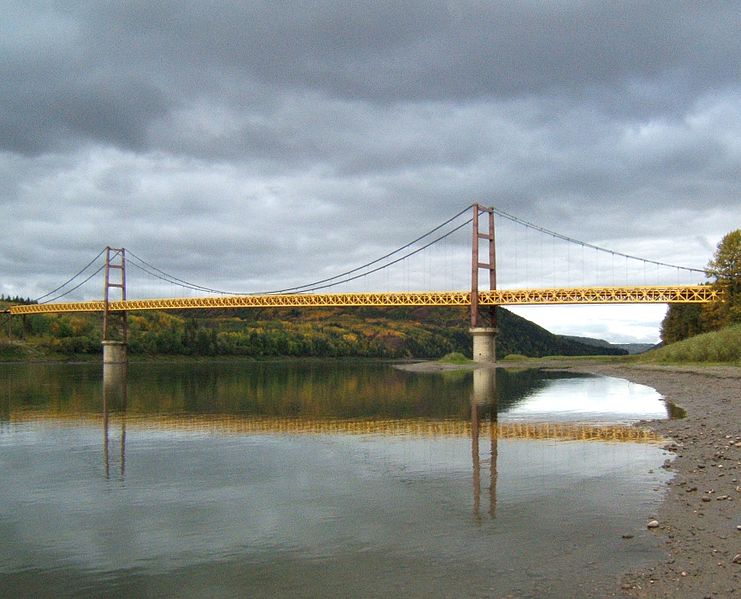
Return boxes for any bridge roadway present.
[9,412,662,443]
[7,284,719,315]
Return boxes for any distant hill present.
[203,305,628,359]
[495,310,628,358]
[563,335,654,355]
[615,343,656,354]
[2,301,627,359]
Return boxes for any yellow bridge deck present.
[8,285,717,315]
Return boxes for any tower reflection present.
[103,363,127,480]
[471,367,497,521]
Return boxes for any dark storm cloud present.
[89,1,739,101]
[0,75,168,154]
[4,1,740,155]
[1,2,169,154]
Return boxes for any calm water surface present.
[0,361,673,598]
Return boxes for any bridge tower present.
[102,247,128,365]
[470,204,497,362]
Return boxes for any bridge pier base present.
[470,327,497,363]
[102,340,128,365]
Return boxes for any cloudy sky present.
[2,1,739,343]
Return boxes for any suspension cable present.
[33,248,107,302]
[489,206,707,274]
[126,259,219,294]
[40,264,106,304]
[29,204,714,305]
[263,205,473,294]
[126,204,474,296]
[288,218,472,293]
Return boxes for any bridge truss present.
[7,284,718,315]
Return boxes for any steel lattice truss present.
[7,285,719,315]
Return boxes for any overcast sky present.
[2,1,739,343]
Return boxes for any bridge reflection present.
[0,363,665,519]
[471,368,497,520]
[103,363,127,480]
[97,415,663,441]
[95,365,662,522]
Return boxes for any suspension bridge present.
[3,204,719,362]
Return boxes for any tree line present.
[1,308,470,359]
[1,304,622,360]
[661,229,740,344]
[0,294,34,305]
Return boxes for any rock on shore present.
[577,364,740,599]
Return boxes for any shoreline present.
[576,363,740,598]
[4,355,739,595]
[402,358,740,598]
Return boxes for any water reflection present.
[5,361,668,530]
[0,361,674,599]
[103,363,127,480]
[96,365,661,523]
[0,361,670,423]
[471,368,497,521]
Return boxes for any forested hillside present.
[1,303,625,360]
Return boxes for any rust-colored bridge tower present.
[102,247,128,364]
[470,204,497,362]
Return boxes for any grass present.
[639,324,741,365]
[501,353,529,361]
[437,352,473,364]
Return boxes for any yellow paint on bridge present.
[7,285,719,315]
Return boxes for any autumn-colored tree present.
[703,229,741,330]
[661,229,741,344]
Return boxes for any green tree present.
[704,229,741,329]
[661,229,741,344]
[660,303,705,345]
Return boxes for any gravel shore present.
[576,363,740,599]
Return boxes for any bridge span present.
[6,284,718,315]
[3,204,719,363]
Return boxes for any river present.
[0,360,673,598]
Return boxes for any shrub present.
[438,352,471,364]
[502,354,529,361]
[643,324,740,364]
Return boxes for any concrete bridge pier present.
[470,327,497,363]
[102,340,128,365]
